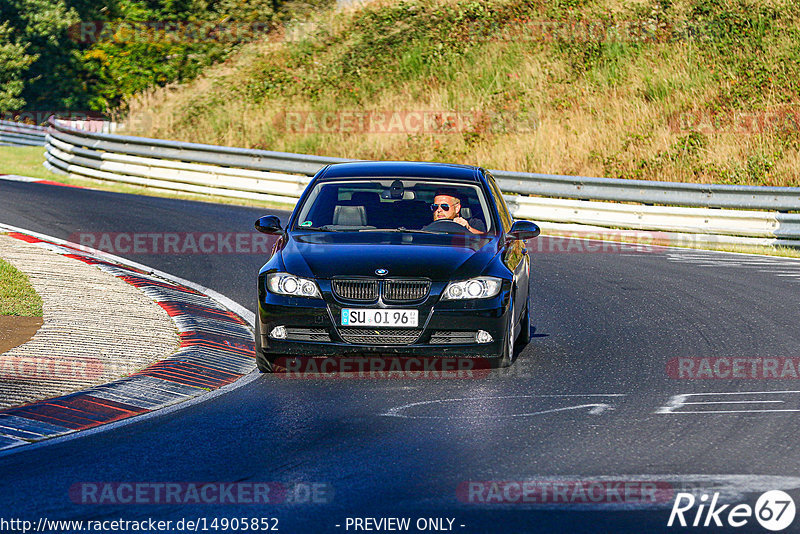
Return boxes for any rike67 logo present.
[668,490,796,531]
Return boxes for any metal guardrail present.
[508,196,800,240]
[14,117,800,243]
[44,118,800,211]
[0,120,46,147]
[48,118,349,174]
[493,171,800,212]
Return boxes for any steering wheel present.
[422,219,472,234]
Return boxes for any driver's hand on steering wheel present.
[453,216,470,229]
[453,216,485,235]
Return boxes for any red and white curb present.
[0,224,256,451]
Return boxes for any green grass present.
[0,146,58,181]
[0,257,43,316]
[0,146,294,211]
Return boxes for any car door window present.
[486,172,512,233]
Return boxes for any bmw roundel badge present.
[375,268,389,276]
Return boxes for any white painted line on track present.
[383,394,625,419]
[664,249,800,262]
[663,410,800,414]
[682,400,784,405]
[386,404,616,419]
[656,391,800,414]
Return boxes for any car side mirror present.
[507,220,540,240]
[255,215,283,235]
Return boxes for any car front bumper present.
[257,290,511,360]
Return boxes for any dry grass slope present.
[126,0,800,187]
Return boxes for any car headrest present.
[460,206,472,219]
[333,205,367,226]
[351,192,380,205]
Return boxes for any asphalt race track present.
[2,179,800,533]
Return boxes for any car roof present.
[315,161,483,183]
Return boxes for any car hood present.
[282,232,498,281]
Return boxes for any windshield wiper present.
[297,226,338,232]
[357,228,439,234]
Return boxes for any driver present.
[430,190,486,235]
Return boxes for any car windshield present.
[292,179,495,234]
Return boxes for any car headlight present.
[441,277,502,300]
[266,273,321,298]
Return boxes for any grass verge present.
[0,257,43,316]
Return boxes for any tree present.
[0,22,36,111]
[0,0,83,111]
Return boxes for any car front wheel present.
[495,299,515,368]
[516,293,531,346]
[254,314,275,373]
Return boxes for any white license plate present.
[341,309,418,327]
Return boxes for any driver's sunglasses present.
[430,203,456,212]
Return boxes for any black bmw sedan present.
[254,161,540,372]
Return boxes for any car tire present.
[495,298,515,368]
[516,293,531,346]
[254,314,275,373]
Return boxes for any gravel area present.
[0,235,180,409]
